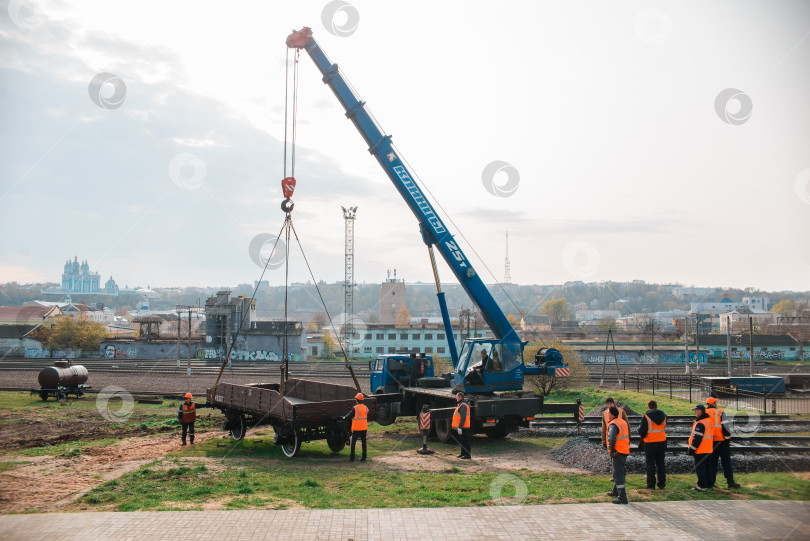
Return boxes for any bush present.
[524,340,588,395]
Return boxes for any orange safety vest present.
[351,404,368,432]
[642,413,667,443]
[181,402,196,423]
[452,402,471,429]
[608,417,630,455]
[709,407,726,442]
[688,418,714,454]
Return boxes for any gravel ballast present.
[549,436,810,474]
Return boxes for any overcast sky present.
[1,0,808,293]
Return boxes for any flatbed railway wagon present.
[207,378,389,458]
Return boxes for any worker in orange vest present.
[601,397,629,449]
[687,404,714,491]
[452,392,471,459]
[638,399,667,489]
[605,406,630,504]
[345,393,369,462]
[177,392,197,446]
[706,396,741,489]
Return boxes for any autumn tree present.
[539,298,572,324]
[308,312,328,331]
[506,314,520,327]
[46,317,107,352]
[321,332,339,359]
[596,317,617,332]
[396,305,412,327]
[772,300,797,318]
[524,340,588,395]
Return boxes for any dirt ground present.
[0,431,220,513]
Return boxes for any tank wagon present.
[34,360,90,400]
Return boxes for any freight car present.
[207,378,395,458]
[34,360,90,401]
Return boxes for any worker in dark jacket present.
[344,393,369,462]
[706,396,741,489]
[638,399,667,489]
[452,392,471,459]
[606,406,630,504]
[687,404,714,491]
[178,392,196,446]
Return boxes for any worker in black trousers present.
[452,392,471,459]
[638,399,667,489]
[178,392,196,446]
[706,396,741,489]
[344,393,369,462]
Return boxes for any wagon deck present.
[207,378,381,458]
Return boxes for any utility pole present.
[176,307,181,369]
[684,315,690,375]
[176,305,202,381]
[695,313,700,371]
[187,307,192,379]
[726,316,731,377]
[342,206,357,356]
[749,316,754,377]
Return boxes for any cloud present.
[0,13,382,286]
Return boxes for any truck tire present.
[326,433,346,453]
[374,388,398,426]
[484,424,509,439]
[434,418,453,443]
[418,377,449,388]
[228,414,246,440]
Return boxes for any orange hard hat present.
[184,393,192,399]
[355,393,364,401]
[706,396,717,405]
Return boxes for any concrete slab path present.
[1,500,808,540]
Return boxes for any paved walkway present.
[1,501,808,540]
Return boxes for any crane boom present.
[287,27,519,345]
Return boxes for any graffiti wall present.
[195,347,301,362]
[103,344,139,359]
[579,349,708,364]
[718,349,788,360]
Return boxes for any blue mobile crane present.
[288,28,576,440]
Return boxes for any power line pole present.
[684,315,690,375]
[342,206,357,356]
[695,313,701,371]
[726,316,732,377]
[749,316,754,377]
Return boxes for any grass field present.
[2,389,809,514]
[545,386,713,416]
[76,450,810,512]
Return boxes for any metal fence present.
[623,374,810,415]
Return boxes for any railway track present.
[585,435,810,454]
[0,358,368,378]
[531,417,810,428]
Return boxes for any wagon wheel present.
[434,418,453,443]
[326,433,346,453]
[39,391,49,402]
[228,413,246,440]
[281,430,301,458]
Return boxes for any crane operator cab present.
[455,339,524,393]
